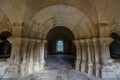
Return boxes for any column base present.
[40,59,46,70]
[81,63,86,72]
[94,64,101,77]
[101,65,116,79]
[87,63,93,76]
[75,60,80,71]
[20,63,26,77]
[27,62,33,74]
[34,61,40,72]
[3,64,20,80]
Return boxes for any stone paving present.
[22,54,103,80]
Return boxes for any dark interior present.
[109,33,120,59]
[46,26,76,56]
[0,31,12,58]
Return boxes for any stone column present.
[86,39,93,75]
[40,40,47,70]
[28,39,35,74]
[92,38,100,77]
[73,40,81,70]
[80,39,87,72]
[100,38,116,79]
[5,37,21,79]
[20,38,29,77]
[33,40,41,72]
[21,38,29,64]
[100,38,112,65]
[7,37,21,64]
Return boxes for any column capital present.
[80,39,87,48]
[73,40,80,48]
[36,39,41,43]
[85,39,92,46]
[8,37,22,44]
[21,38,29,43]
[99,38,113,46]
[92,38,99,46]
[80,39,86,45]
[29,38,36,42]
[92,38,99,42]
[73,40,80,46]
[41,40,47,46]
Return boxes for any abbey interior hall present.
[0,0,120,80]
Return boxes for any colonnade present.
[6,37,113,78]
[7,37,47,77]
[73,38,112,77]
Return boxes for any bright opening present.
[56,40,64,52]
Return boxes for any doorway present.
[45,26,76,69]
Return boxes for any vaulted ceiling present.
[0,0,120,39]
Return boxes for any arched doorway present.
[46,26,76,69]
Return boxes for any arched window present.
[56,40,64,52]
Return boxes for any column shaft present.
[73,40,81,70]
[80,39,87,72]
[86,39,93,75]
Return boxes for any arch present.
[23,4,97,39]
[46,26,75,55]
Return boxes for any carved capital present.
[41,40,47,46]
[100,38,113,47]
[36,39,41,43]
[85,39,92,46]
[92,38,99,46]
[73,40,80,48]
[80,39,86,47]
[21,38,29,45]
[8,37,22,43]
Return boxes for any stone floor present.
[22,54,103,80]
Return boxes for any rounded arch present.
[46,26,76,55]
[46,26,75,40]
[24,4,97,39]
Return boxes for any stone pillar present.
[5,37,21,79]
[73,40,81,70]
[33,40,41,72]
[21,38,29,64]
[86,39,93,75]
[28,39,35,74]
[20,38,29,77]
[7,37,22,64]
[100,38,112,65]
[80,39,87,72]
[92,38,100,77]
[100,38,116,79]
[40,40,47,70]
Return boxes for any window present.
[56,40,64,52]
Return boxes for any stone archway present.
[45,26,76,69]
[21,4,99,76]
